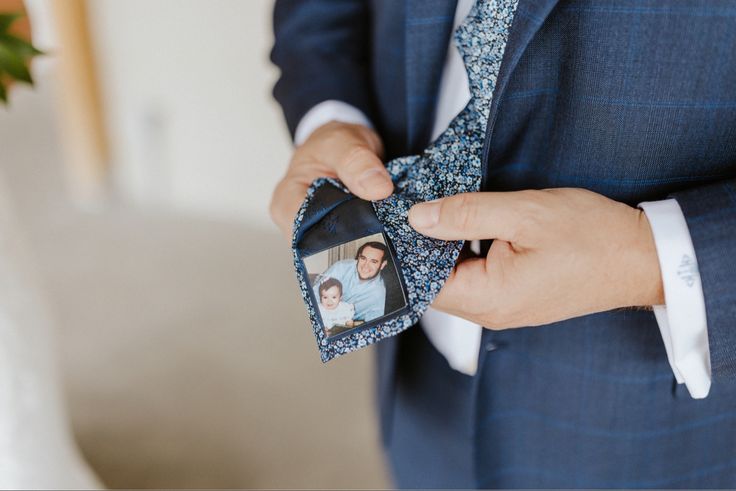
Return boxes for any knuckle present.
[342,145,375,172]
[343,144,365,165]
[361,128,384,156]
[445,193,476,231]
[289,149,326,176]
[309,127,350,160]
[513,216,536,243]
[517,191,544,218]
[451,264,486,315]
[513,190,549,241]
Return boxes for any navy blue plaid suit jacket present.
[272,0,736,487]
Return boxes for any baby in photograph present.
[317,277,355,333]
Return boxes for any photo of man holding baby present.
[304,234,406,336]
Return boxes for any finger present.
[269,176,309,239]
[437,240,517,309]
[408,192,530,241]
[432,257,490,318]
[334,145,394,201]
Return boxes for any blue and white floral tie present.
[293,0,520,361]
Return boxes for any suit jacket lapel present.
[482,0,560,186]
[405,0,458,153]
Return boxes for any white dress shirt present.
[293,0,711,398]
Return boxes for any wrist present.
[627,209,666,306]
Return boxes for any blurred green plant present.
[0,12,42,104]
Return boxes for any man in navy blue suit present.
[270,0,736,487]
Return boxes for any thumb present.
[326,124,393,201]
[408,192,522,241]
[335,145,394,201]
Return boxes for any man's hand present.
[408,188,665,329]
[270,121,393,238]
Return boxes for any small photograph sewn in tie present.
[293,180,418,361]
[302,233,408,339]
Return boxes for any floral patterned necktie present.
[293,0,520,361]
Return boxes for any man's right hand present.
[269,121,394,238]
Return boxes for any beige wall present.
[86,0,291,229]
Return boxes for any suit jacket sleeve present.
[670,178,736,381]
[270,0,374,139]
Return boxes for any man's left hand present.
[408,188,665,330]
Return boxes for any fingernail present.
[409,200,441,229]
[359,168,391,192]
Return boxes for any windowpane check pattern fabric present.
[293,0,520,361]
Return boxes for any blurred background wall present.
[0,0,389,488]
[86,0,291,224]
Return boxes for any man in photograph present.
[315,241,388,323]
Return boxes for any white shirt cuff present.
[294,100,373,146]
[421,306,482,375]
[639,198,711,399]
